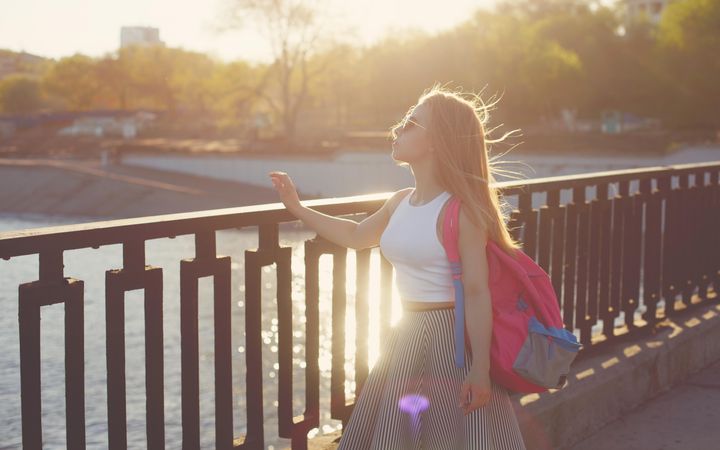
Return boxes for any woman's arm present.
[457,206,492,414]
[268,171,410,250]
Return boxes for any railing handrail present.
[3,160,719,260]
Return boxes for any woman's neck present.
[411,180,445,205]
[409,158,445,204]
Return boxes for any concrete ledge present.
[308,431,343,450]
[306,299,720,450]
[516,299,720,450]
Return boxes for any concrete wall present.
[122,151,416,198]
[121,146,720,200]
[517,299,720,449]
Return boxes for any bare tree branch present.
[220,0,333,145]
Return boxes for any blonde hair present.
[390,83,529,257]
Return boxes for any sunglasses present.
[398,115,427,133]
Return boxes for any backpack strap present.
[441,196,466,368]
[441,196,561,369]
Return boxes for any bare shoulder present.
[458,205,488,245]
[385,187,413,218]
[353,187,414,250]
[457,205,490,294]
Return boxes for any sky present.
[0,0,498,63]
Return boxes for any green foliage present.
[43,54,99,109]
[0,75,43,114]
[657,0,720,127]
[34,46,266,131]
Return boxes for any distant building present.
[624,0,671,24]
[0,50,47,80]
[57,111,157,138]
[120,26,164,49]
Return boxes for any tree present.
[108,46,215,114]
[205,60,274,132]
[518,1,623,115]
[43,54,99,109]
[658,0,720,128]
[306,43,363,129]
[0,75,43,114]
[94,53,132,109]
[613,15,667,117]
[222,0,338,146]
[120,45,181,112]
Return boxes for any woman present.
[268,85,527,449]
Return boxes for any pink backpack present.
[441,196,581,393]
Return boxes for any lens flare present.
[398,394,429,440]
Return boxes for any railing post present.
[19,248,86,450]
[106,239,165,450]
[180,230,233,450]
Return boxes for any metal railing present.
[1,161,718,449]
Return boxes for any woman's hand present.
[458,364,492,416]
[268,171,301,213]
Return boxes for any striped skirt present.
[336,307,527,450]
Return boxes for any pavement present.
[565,357,720,450]
[310,357,720,450]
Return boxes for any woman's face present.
[391,102,434,164]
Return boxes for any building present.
[0,50,47,80]
[624,0,671,24]
[120,26,163,49]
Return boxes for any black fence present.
[1,161,718,449]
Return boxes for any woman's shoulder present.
[386,187,413,216]
[395,187,414,199]
[457,202,489,240]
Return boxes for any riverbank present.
[0,158,303,221]
[2,129,718,159]
[1,144,718,223]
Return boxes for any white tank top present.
[379,189,454,302]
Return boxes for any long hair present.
[390,84,529,257]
